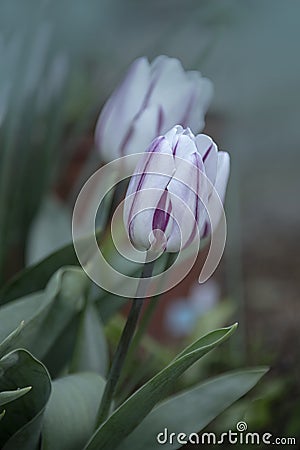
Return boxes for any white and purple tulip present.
[123,126,230,253]
[95,56,213,162]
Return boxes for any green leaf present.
[119,368,268,450]
[0,242,79,305]
[70,303,108,377]
[42,314,81,378]
[0,267,87,360]
[85,324,237,450]
[0,410,5,421]
[0,267,88,375]
[174,326,237,360]
[0,227,105,306]
[0,293,44,350]
[41,372,106,450]
[0,321,25,358]
[0,349,51,450]
[0,387,32,407]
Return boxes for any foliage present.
[0,245,266,448]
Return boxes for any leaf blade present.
[0,387,32,407]
[119,368,268,450]
[41,372,106,450]
[85,324,237,450]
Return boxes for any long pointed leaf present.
[119,368,268,450]
[0,387,32,407]
[85,324,237,450]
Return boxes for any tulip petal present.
[164,125,184,148]
[149,57,194,132]
[128,187,172,251]
[166,150,207,251]
[214,151,230,204]
[164,126,197,162]
[195,134,218,186]
[183,71,213,132]
[124,137,175,250]
[122,105,161,157]
[95,57,150,161]
[128,200,157,250]
[95,56,213,163]
[172,132,197,161]
[124,136,174,201]
[152,189,171,232]
[123,121,228,253]
[200,151,230,238]
[149,57,213,135]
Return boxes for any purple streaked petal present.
[152,189,172,232]
[127,188,172,251]
[164,125,183,147]
[156,106,164,134]
[184,151,209,247]
[126,136,174,197]
[200,151,230,239]
[166,151,208,250]
[195,134,218,185]
[95,57,150,161]
[149,58,196,132]
[213,151,230,204]
[172,133,197,163]
[124,138,175,243]
[121,104,160,157]
[124,136,167,201]
[202,144,213,162]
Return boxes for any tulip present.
[123,126,230,253]
[95,56,213,162]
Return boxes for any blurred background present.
[0,0,299,444]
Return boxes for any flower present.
[95,56,213,162]
[123,125,230,253]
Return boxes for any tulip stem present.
[95,255,155,427]
[135,254,176,343]
[120,252,176,374]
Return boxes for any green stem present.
[122,252,176,366]
[95,256,155,427]
[128,298,157,356]
[115,252,177,399]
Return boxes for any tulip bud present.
[123,126,230,253]
[95,56,213,162]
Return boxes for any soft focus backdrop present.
[1,0,299,442]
